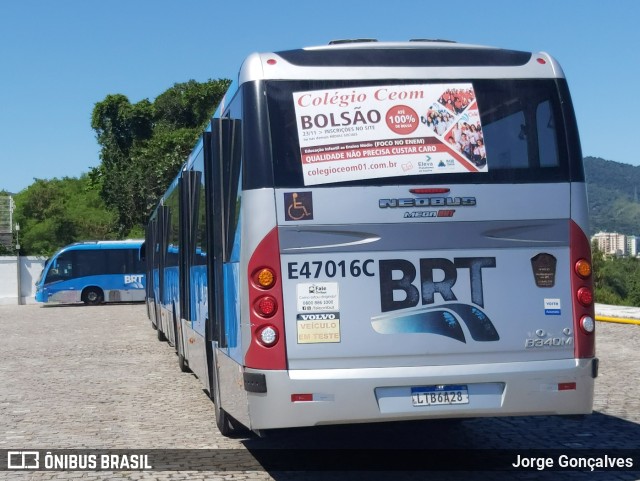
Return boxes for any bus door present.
[203,117,245,428]
[205,119,243,351]
[179,167,208,376]
[150,216,163,328]
[157,206,170,339]
[144,219,156,324]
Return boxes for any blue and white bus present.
[35,240,145,305]
[146,40,597,436]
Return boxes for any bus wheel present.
[213,379,234,436]
[212,352,238,436]
[178,353,191,373]
[82,287,104,305]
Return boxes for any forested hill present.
[584,156,640,236]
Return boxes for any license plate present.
[411,385,469,407]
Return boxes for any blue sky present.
[0,0,638,193]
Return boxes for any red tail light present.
[291,393,314,402]
[558,382,576,391]
[245,228,287,369]
[576,287,593,306]
[255,296,277,317]
[570,221,595,358]
[409,188,450,194]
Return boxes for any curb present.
[596,315,640,326]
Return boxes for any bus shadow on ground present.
[40,301,144,308]
[240,412,640,480]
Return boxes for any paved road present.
[0,303,639,480]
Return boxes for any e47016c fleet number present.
[287,259,375,279]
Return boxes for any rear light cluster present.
[570,221,596,358]
[252,269,279,345]
[245,228,287,370]
[574,258,594,333]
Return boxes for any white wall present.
[0,256,46,305]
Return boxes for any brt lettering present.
[379,257,496,312]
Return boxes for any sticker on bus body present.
[296,282,339,312]
[544,298,561,315]
[296,312,341,344]
[284,191,314,221]
[292,83,488,186]
[531,253,557,288]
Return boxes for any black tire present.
[157,327,167,342]
[178,353,190,373]
[212,350,237,436]
[82,287,103,306]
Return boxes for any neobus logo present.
[379,196,476,208]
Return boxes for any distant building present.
[592,231,627,256]
[0,196,14,250]
[627,236,640,257]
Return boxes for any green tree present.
[592,241,640,307]
[90,95,154,234]
[13,176,116,256]
[91,79,230,235]
[154,79,230,130]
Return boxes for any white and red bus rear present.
[147,40,596,436]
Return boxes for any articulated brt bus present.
[35,240,145,305]
[146,40,597,436]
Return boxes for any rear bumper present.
[245,358,595,430]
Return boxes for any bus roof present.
[239,40,564,84]
[52,240,144,255]
[148,39,569,222]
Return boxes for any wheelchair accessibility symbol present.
[284,192,313,221]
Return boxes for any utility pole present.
[15,223,21,305]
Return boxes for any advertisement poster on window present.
[293,83,488,186]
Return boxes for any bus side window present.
[76,250,106,277]
[483,108,528,169]
[47,254,74,282]
[45,259,61,283]
[219,89,243,264]
[536,100,559,167]
[226,119,242,263]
